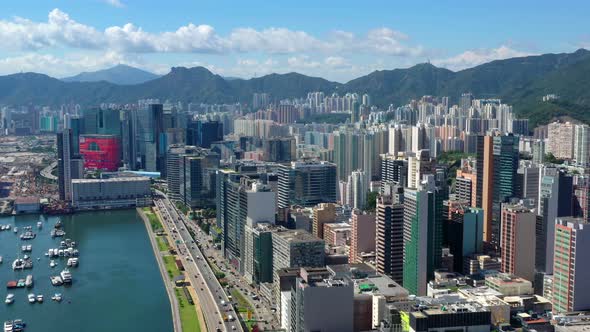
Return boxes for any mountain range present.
[61,64,160,85]
[2,49,590,126]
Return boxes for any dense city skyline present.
[2,2,590,332]
[0,1,588,81]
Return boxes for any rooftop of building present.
[485,273,532,286]
[272,229,322,243]
[14,196,40,204]
[502,203,534,213]
[80,133,120,138]
[355,275,409,298]
[327,263,377,278]
[72,176,150,184]
[458,286,504,298]
[556,217,589,228]
[323,222,351,230]
[410,301,490,318]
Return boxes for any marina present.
[0,210,172,332]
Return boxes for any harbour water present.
[0,209,172,332]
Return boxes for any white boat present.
[12,259,24,270]
[50,276,63,286]
[37,221,42,229]
[67,258,79,267]
[0,256,3,264]
[51,293,62,302]
[25,275,33,288]
[50,260,57,268]
[12,227,17,233]
[4,321,13,332]
[36,295,43,303]
[27,294,35,303]
[60,269,72,284]
[4,294,14,304]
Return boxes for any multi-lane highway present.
[183,221,278,330]
[154,197,243,332]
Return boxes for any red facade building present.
[79,135,120,171]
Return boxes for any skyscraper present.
[57,129,84,201]
[277,161,337,209]
[179,151,220,209]
[536,167,574,275]
[186,120,223,148]
[349,170,367,210]
[500,203,536,282]
[217,173,276,273]
[376,196,404,284]
[490,134,520,245]
[573,124,590,167]
[349,210,376,264]
[403,175,438,295]
[444,204,484,273]
[552,217,590,313]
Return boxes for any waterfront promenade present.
[138,208,182,332]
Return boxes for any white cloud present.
[104,0,125,8]
[287,55,321,69]
[324,56,349,68]
[0,9,422,57]
[434,45,532,70]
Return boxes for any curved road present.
[40,161,58,181]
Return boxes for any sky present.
[0,0,587,82]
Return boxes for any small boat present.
[4,321,13,332]
[51,229,66,238]
[13,319,26,331]
[5,294,14,304]
[13,227,17,233]
[50,260,57,268]
[16,280,25,288]
[19,232,36,240]
[12,259,24,270]
[67,258,79,267]
[25,275,33,288]
[27,294,35,303]
[54,220,62,229]
[37,221,42,229]
[60,269,72,284]
[51,293,62,302]
[0,256,3,264]
[50,276,63,286]
[36,295,43,303]
[6,281,17,289]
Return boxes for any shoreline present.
[137,207,182,332]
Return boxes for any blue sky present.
[0,0,587,81]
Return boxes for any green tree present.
[365,192,378,212]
